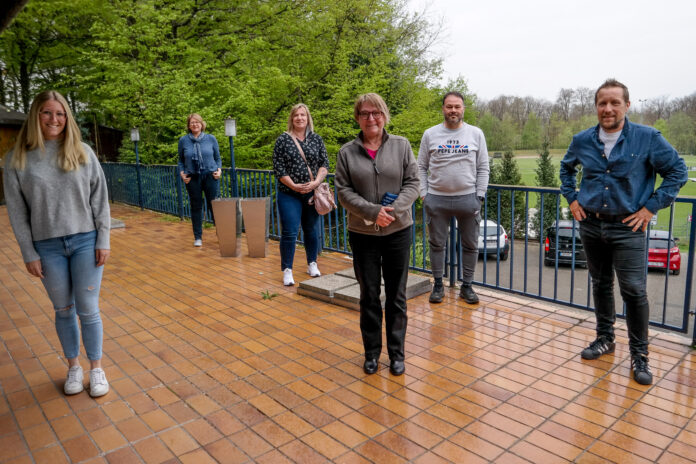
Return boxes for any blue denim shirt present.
[177,132,222,175]
[560,118,687,215]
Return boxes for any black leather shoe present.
[429,282,444,303]
[363,358,378,374]
[459,284,479,304]
[389,359,405,376]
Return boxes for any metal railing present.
[101,163,696,343]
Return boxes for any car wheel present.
[672,268,680,276]
[500,251,508,261]
[544,259,553,267]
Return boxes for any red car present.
[647,230,681,275]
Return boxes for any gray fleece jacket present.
[335,130,419,235]
[3,141,110,263]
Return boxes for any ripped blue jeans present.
[33,231,104,360]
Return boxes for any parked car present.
[544,220,586,267]
[648,230,681,275]
[479,220,509,260]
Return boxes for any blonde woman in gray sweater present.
[3,90,111,397]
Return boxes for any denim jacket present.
[177,132,221,175]
[560,118,687,215]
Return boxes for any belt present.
[587,211,631,223]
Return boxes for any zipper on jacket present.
[373,160,380,231]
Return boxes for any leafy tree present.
[487,149,526,238]
[0,0,99,111]
[1,0,445,168]
[521,112,541,149]
[531,138,561,236]
[666,112,696,155]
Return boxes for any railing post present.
[684,202,696,346]
[135,141,143,210]
[448,217,457,288]
[176,168,184,220]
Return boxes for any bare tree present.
[642,96,671,125]
[555,88,575,121]
[573,87,594,118]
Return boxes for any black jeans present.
[185,172,219,239]
[579,216,649,356]
[349,227,411,362]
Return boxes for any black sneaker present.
[631,355,653,385]
[429,282,444,303]
[459,284,479,304]
[580,337,615,360]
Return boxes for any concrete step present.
[298,268,431,310]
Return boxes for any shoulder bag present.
[287,133,336,215]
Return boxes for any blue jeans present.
[185,172,219,240]
[34,231,104,361]
[277,190,321,270]
[579,216,649,356]
[349,227,411,361]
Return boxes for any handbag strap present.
[286,132,314,182]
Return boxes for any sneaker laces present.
[588,337,611,351]
[91,368,107,386]
[632,355,651,373]
[67,366,82,382]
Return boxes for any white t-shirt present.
[599,127,621,159]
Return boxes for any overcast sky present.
[408,0,696,104]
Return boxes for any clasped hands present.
[292,180,319,195]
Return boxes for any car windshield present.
[649,238,676,249]
[553,227,580,238]
[480,225,501,236]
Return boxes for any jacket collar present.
[356,129,389,148]
[593,116,632,141]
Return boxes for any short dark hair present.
[442,91,465,106]
[594,79,630,105]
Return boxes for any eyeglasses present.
[358,111,383,120]
[40,111,67,120]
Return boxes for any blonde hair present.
[353,93,390,126]
[10,90,87,171]
[187,113,207,132]
[286,103,314,133]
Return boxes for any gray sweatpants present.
[424,193,480,283]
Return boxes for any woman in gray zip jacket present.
[335,93,419,377]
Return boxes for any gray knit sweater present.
[3,141,110,263]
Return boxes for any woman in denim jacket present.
[178,113,222,247]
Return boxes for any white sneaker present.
[89,368,109,397]
[283,268,295,286]
[307,262,321,277]
[193,239,202,247]
[64,365,84,395]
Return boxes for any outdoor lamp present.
[224,118,237,137]
[225,117,238,196]
[131,127,143,209]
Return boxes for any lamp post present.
[131,128,143,210]
[225,117,237,197]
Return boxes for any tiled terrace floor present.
[1,203,695,464]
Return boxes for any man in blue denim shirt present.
[560,79,687,385]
